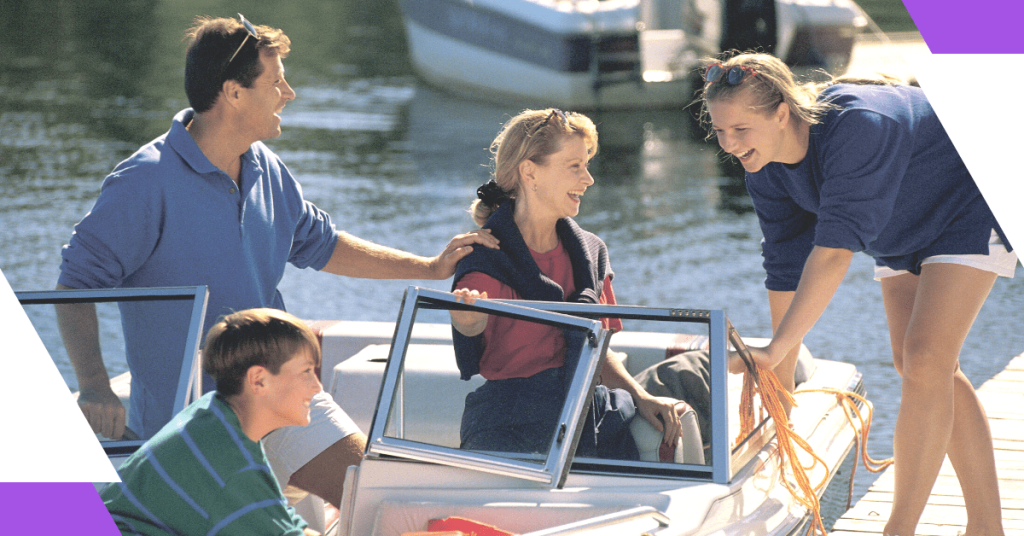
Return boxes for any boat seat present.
[330,343,484,446]
[629,405,705,465]
[332,343,708,467]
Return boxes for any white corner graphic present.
[0,270,120,482]
[904,52,1024,256]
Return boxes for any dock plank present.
[841,499,1024,522]
[848,491,1024,511]
[831,351,1024,535]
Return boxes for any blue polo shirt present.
[59,109,339,438]
[746,83,1008,291]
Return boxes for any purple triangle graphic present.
[0,483,118,535]
[901,0,1024,53]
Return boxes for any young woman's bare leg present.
[880,264,1002,536]
[948,367,1003,535]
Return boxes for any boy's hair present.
[202,308,321,397]
[183,16,292,113]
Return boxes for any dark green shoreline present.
[857,0,919,34]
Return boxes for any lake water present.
[1,0,1020,504]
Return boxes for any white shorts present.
[262,390,362,487]
[874,230,1018,280]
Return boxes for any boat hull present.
[399,0,704,110]
[397,0,864,110]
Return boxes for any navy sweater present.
[451,200,612,380]
[747,83,1009,290]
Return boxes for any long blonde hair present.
[698,52,903,135]
[471,109,598,227]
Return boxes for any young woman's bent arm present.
[750,245,853,370]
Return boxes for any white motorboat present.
[317,287,868,535]
[19,286,870,535]
[397,0,867,109]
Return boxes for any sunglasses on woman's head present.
[531,109,570,135]
[226,13,260,68]
[704,64,757,86]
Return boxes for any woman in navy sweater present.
[702,53,1013,536]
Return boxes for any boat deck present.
[832,352,1024,536]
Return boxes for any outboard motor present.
[721,0,777,53]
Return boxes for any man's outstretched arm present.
[320,230,499,280]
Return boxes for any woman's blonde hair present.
[698,52,903,135]
[471,109,598,227]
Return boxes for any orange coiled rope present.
[736,366,829,536]
[736,365,894,536]
[800,387,894,510]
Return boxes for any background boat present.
[397,0,867,109]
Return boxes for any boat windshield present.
[17,286,209,457]
[367,287,609,488]
[366,287,751,487]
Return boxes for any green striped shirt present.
[101,392,308,535]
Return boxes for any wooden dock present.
[831,353,1024,536]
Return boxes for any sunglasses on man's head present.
[704,64,757,86]
[226,13,259,68]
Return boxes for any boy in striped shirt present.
[101,309,324,535]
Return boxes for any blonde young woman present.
[702,53,1013,536]
[449,109,685,459]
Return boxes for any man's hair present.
[183,16,291,113]
[202,308,320,397]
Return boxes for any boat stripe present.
[400,0,593,72]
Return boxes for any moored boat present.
[397,0,867,110]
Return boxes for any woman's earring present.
[532,184,538,192]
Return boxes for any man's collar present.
[168,108,262,183]
[168,109,222,175]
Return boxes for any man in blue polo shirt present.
[56,14,497,510]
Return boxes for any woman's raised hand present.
[450,288,490,336]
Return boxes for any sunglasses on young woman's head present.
[226,13,259,67]
[704,64,757,86]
